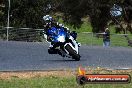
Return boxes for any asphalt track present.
[0,41,132,71]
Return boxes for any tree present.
[58,0,132,33]
[0,0,4,26]
[1,0,132,33]
[2,0,57,28]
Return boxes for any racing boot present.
[48,43,58,54]
[48,47,59,54]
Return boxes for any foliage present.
[2,0,57,28]
[0,0,132,33]
[59,0,132,33]
[0,0,4,25]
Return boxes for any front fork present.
[69,36,79,54]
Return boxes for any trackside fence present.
[0,26,131,47]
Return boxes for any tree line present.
[0,0,132,33]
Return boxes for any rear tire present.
[65,44,80,61]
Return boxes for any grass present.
[1,17,132,47]
[77,33,102,46]
[58,17,132,47]
[77,33,131,47]
[74,24,132,47]
[77,32,132,47]
[58,18,132,47]
[0,77,78,88]
[0,70,132,88]
[0,77,131,88]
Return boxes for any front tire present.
[65,44,80,61]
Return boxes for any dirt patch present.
[0,70,76,79]
[0,68,132,79]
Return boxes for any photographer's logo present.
[76,67,131,85]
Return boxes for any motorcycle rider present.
[43,15,69,53]
[43,15,80,54]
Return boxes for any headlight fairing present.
[57,35,65,42]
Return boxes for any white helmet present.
[43,15,52,21]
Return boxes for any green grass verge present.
[0,74,131,88]
[0,77,76,88]
[1,18,132,47]
[76,25,132,47]
[60,19,132,47]
[77,33,132,47]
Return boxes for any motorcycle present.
[44,27,81,61]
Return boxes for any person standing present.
[103,27,110,47]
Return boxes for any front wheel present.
[65,44,80,61]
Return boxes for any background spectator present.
[103,27,110,47]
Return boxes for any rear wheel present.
[65,44,80,61]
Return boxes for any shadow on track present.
[41,58,87,62]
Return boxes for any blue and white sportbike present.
[44,27,81,61]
